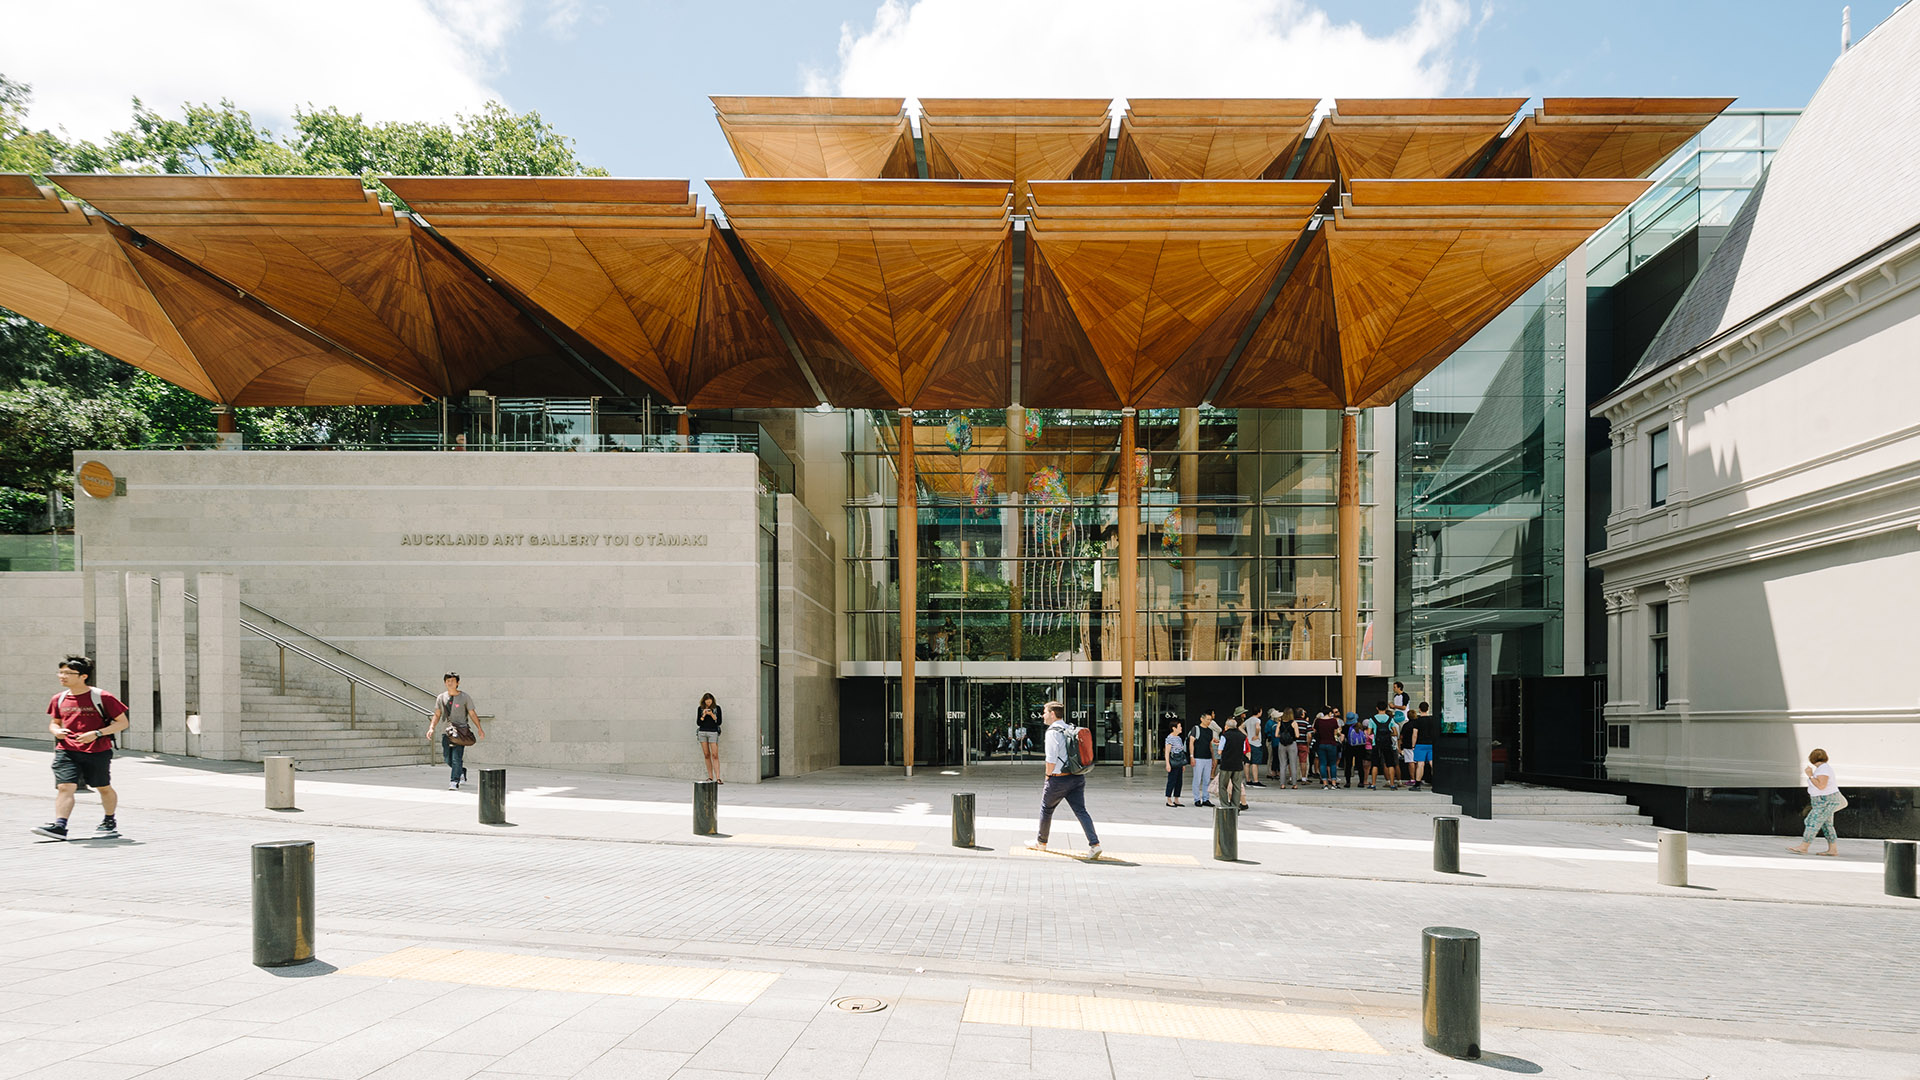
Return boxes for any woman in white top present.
[1788,748,1842,856]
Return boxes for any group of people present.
[1158,685,1439,808]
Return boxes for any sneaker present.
[95,818,118,838]
[1026,840,1049,852]
[449,781,459,790]
[32,822,67,840]
[1088,843,1104,859]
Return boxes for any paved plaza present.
[1,740,1915,1080]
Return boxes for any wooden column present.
[1178,409,1199,655]
[211,404,236,434]
[675,407,692,439]
[898,409,917,776]
[1338,407,1360,719]
[1007,405,1026,662]
[1119,408,1139,776]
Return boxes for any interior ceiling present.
[0,97,1716,407]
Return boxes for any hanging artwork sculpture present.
[944,413,973,454]
[1161,513,1183,568]
[1134,451,1151,491]
[970,467,994,517]
[1021,410,1043,444]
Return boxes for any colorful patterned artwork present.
[944,413,973,454]
[970,468,994,516]
[1021,410,1043,444]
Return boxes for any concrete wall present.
[76,450,774,781]
[778,494,838,775]
[0,573,85,739]
[1595,234,1920,788]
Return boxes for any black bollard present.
[1213,805,1239,861]
[693,780,718,835]
[1887,840,1918,899]
[251,840,315,968]
[478,768,507,825]
[1433,816,1461,874]
[952,792,976,848]
[1421,926,1481,1059]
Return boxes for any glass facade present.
[844,408,1377,668]
[1585,110,1799,289]
[1395,267,1568,684]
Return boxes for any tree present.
[0,384,147,493]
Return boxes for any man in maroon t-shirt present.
[33,654,129,840]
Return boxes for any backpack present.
[1058,722,1094,775]
[1346,723,1366,747]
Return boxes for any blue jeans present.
[442,736,465,783]
[1037,774,1099,846]
[1192,759,1214,802]
[1316,744,1338,780]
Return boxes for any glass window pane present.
[1762,113,1798,146]
[1699,188,1749,227]
[1701,113,1762,149]
[1700,151,1764,188]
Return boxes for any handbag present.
[1834,791,1849,811]
[447,722,476,747]
[1170,749,1191,768]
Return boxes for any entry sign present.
[77,461,116,499]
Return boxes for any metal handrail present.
[173,585,433,719]
[237,601,437,698]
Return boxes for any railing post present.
[348,679,356,727]
[278,644,285,695]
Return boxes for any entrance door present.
[967,680,1048,764]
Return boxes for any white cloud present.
[0,0,527,142]
[804,0,1476,103]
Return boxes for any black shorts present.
[53,748,112,788]
[1372,746,1397,767]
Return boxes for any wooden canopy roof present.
[0,96,1718,409]
[379,176,814,407]
[1112,99,1319,180]
[712,97,916,179]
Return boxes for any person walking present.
[33,655,130,840]
[1313,709,1340,790]
[427,673,484,790]
[1028,700,1101,857]
[1269,708,1300,788]
[695,692,724,782]
[1163,718,1188,807]
[1244,707,1265,786]
[1190,710,1218,806]
[1216,716,1251,811]
[1788,749,1843,855]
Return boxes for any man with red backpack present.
[1028,700,1102,858]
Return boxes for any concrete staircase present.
[1482,784,1655,825]
[240,651,435,771]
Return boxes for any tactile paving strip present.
[962,989,1383,1053]
[1010,847,1200,865]
[341,946,778,1003]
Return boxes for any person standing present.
[1189,710,1218,807]
[1163,718,1188,807]
[1400,704,1424,789]
[1390,681,1411,711]
[1313,709,1340,790]
[1788,749,1843,856]
[694,692,724,782]
[427,673,484,790]
[1028,701,1101,857]
[1244,707,1265,786]
[1409,701,1436,789]
[1269,708,1300,788]
[1216,716,1250,811]
[33,655,130,840]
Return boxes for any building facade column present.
[1617,586,1641,711]
[897,409,917,776]
[156,572,187,756]
[1007,405,1025,662]
[1664,576,1691,710]
[195,573,243,761]
[1177,408,1199,657]
[1613,420,1639,519]
[673,406,691,440]
[1119,408,1138,776]
[1603,589,1626,711]
[1664,401,1689,524]
[1338,407,1361,718]
[124,574,154,752]
[91,571,123,707]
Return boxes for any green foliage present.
[0,486,45,533]
[0,385,147,493]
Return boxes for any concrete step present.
[261,754,435,770]
[1503,814,1658,825]
[1490,794,1632,806]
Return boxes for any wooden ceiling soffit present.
[712,96,916,179]
[1021,238,1120,409]
[1230,178,1648,411]
[920,99,1110,201]
[1482,97,1737,179]
[56,173,567,399]
[1023,180,1324,407]
[383,176,808,405]
[1113,99,1318,180]
[1295,98,1527,181]
[709,179,1013,408]
[0,178,219,400]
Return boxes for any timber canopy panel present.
[713,97,916,179]
[1112,99,1318,180]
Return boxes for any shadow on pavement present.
[266,959,337,978]
[1471,1051,1544,1073]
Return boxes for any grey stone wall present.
[778,494,838,775]
[0,573,85,739]
[75,450,771,781]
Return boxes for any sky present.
[0,0,1906,195]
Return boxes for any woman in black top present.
[695,693,723,783]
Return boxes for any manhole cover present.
[833,996,888,1014]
